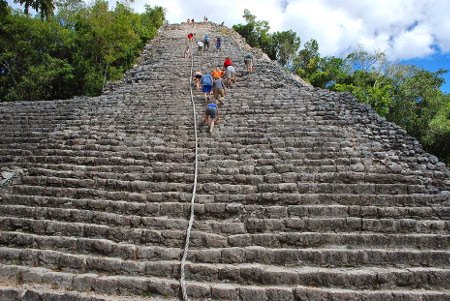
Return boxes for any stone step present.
[3,194,447,220]
[23,153,193,166]
[14,157,443,183]
[6,185,448,207]
[0,232,182,261]
[22,166,438,195]
[10,185,191,202]
[1,216,448,249]
[0,286,175,301]
[0,250,448,291]
[0,247,181,279]
[208,192,449,207]
[0,264,181,298]
[26,162,195,175]
[0,216,207,248]
[3,263,447,300]
[1,232,447,268]
[243,217,448,234]
[2,203,446,235]
[187,264,450,290]
[227,232,449,250]
[19,176,194,193]
[7,179,442,206]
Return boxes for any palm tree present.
[14,0,54,20]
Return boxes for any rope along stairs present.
[0,22,449,301]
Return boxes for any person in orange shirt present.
[211,66,224,79]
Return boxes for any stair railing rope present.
[179,39,198,301]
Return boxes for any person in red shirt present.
[223,57,233,68]
[187,33,194,42]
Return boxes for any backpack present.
[204,35,210,42]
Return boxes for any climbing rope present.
[179,40,198,301]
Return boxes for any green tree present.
[346,45,388,74]
[331,46,394,116]
[425,97,450,164]
[294,39,320,80]
[54,0,85,28]
[232,9,271,49]
[309,56,351,89]
[140,4,165,42]
[270,30,300,67]
[388,65,448,143]
[0,1,165,101]
[0,0,9,18]
[14,0,55,20]
[0,13,75,101]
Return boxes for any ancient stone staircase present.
[0,22,449,301]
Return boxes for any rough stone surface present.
[0,21,449,301]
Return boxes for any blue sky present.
[7,0,450,94]
[400,53,450,93]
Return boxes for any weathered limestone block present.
[211,283,239,300]
[240,286,267,301]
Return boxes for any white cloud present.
[389,24,435,60]
[8,0,449,61]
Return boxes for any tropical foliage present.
[0,0,164,101]
[234,10,449,164]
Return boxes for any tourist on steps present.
[213,76,226,105]
[200,71,214,100]
[211,66,224,79]
[244,52,254,73]
[225,65,236,88]
[215,37,222,52]
[193,70,202,90]
[203,98,219,134]
[203,34,210,51]
[184,45,191,59]
[223,56,233,69]
[197,40,204,52]
[187,32,194,42]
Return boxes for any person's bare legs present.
[209,119,215,134]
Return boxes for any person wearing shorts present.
[244,52,253,73]
[213,77,226,104]
[193,70,202,90]
[225,65,236,88]
[200,72,213,100]
[203,99,219,133]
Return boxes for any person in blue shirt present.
[203,34,210,50]
[200,71,214,100]
[215,37,222,52]
[203,98,219,134]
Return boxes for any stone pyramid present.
[0,22,449,301]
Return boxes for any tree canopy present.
[0,0,164,101]
[233,10,449,164]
